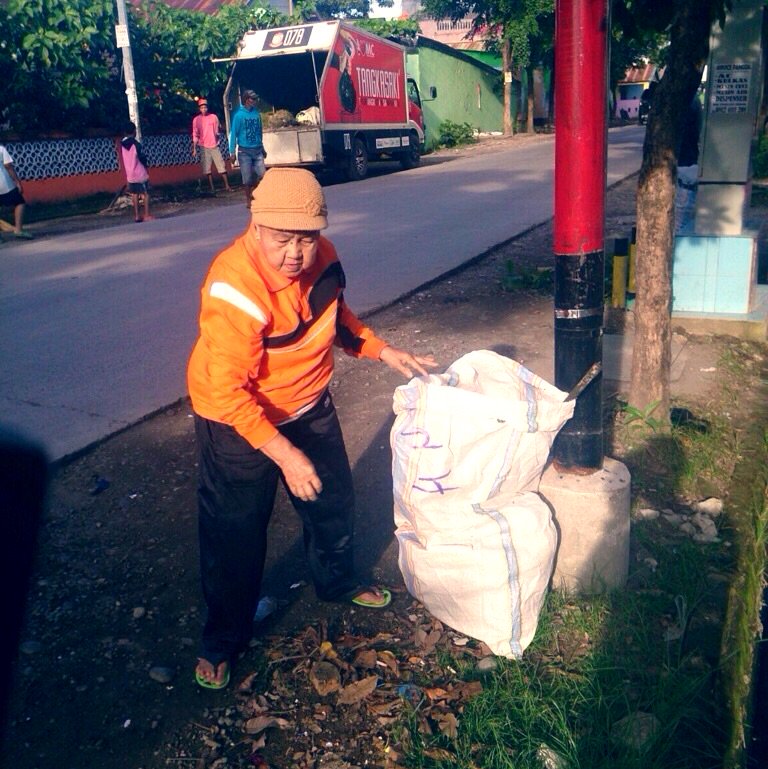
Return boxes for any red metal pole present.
[552,0,609,470]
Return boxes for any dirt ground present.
[2,140,765,769]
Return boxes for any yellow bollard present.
[611,237,629,308]
[628,226,637,293]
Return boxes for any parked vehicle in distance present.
[220,21,429,181]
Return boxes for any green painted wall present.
[407,42,504,150]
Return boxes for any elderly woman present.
[187,168,437,688]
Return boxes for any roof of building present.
[415,34,501,77]
[621,63,658,84]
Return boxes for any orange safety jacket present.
[187,227,388,449]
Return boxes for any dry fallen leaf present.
[417,714,434,735]
[455,680,483,699]
[244,716,291,735]
[376,650,400,675]
[249,734,267,750]
[436,712,459,739]
[337,674,378,704]
[309,660,341,696]
[424,747,454,759]
[424,687,449,701]
[237,671,260,692]
[413,623,443,653]
[319,640,338,660]
[376,715,399,727]
[370,632,396,644]
[367,699,398,716]
[241,695,271,716]
[352,649,378,669]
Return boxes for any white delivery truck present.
[220,20,429,181]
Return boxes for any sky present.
[369,0,403,19]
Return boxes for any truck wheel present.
[400,133,421,170]
[346,138,368,181]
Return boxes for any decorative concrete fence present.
[5,133,231,204]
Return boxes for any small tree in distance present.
[419,0,555,135]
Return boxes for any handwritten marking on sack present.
[413,471,458,495]
[401,428,442,449]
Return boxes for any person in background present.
[120,122,153,223]
[0,144,33,239]
[187,168,437,689]
[192,98,231,195]
[675,95,703,234]
[228,89,266,208]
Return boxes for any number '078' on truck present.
[217,20,431,181]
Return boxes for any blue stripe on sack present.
[473,503,523,658]
[488,432,521,498]
[518,366,539,433]
[400,533,418,596]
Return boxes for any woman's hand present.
[379,346,439,379]
[260,433,322,502]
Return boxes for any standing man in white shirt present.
[0,144,33,240]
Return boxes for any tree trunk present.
[526,67,535,133]
[628,0,714,424]
[502,38,513,136]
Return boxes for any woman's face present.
[255,225,320,277]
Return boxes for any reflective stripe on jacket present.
[187,229,387,449]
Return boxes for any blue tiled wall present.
[672,235,756,314]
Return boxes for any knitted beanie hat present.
[250,168,328,231]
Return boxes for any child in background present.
[120,122,153,223]
[0,143,34,239]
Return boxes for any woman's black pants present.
[194,392,358,659]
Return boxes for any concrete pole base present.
[539,456,631,594]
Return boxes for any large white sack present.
[391,350,574,540]
[397,491,557,658]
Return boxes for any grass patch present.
[399,588,725,768]
[720,427,768,766]
[501,262,554,293]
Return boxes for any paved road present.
[0,126,644,461]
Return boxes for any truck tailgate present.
[263,127,323,166]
